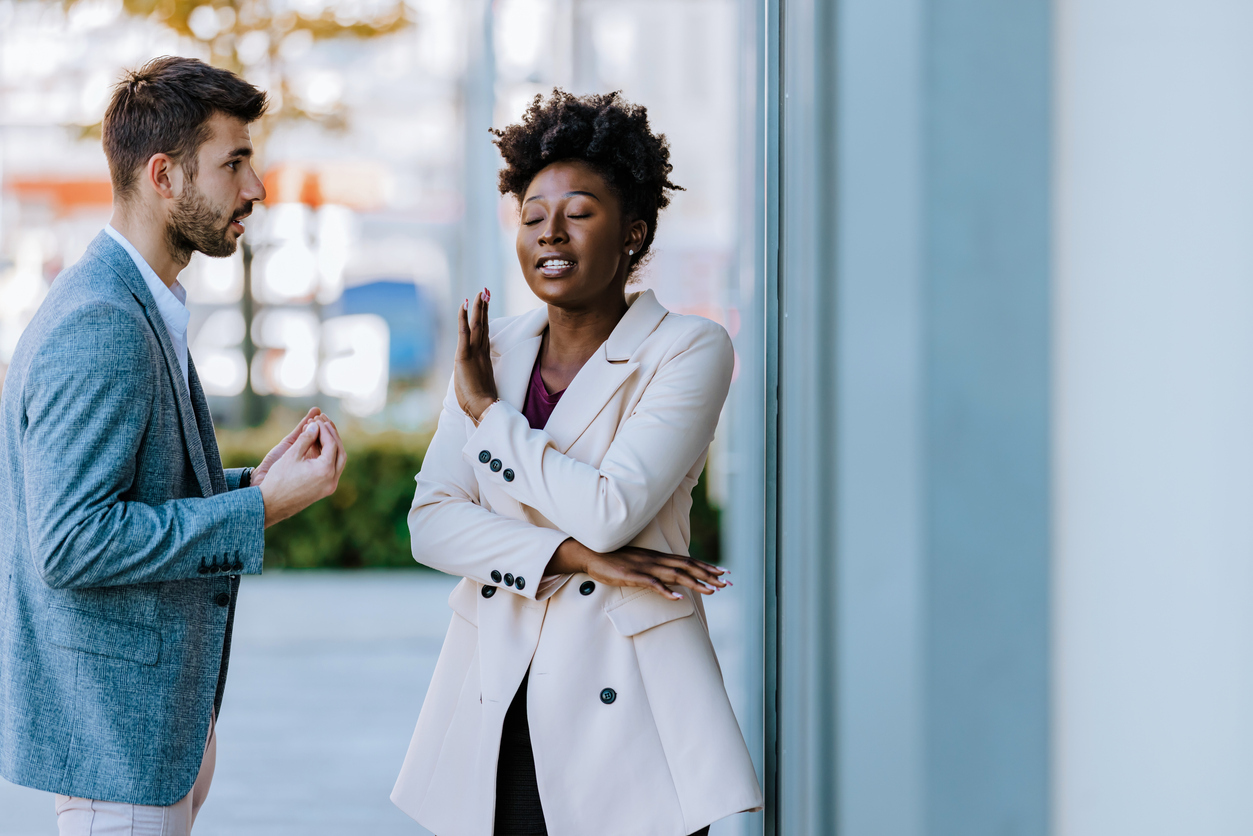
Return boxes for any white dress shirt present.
[104,225,191,391]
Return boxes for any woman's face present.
[516,160,646,311]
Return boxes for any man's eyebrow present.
[524,190,600,203]
[226,147,254,159]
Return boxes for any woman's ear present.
[626,219,648,254]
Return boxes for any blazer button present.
[482,586,496,599]
[491,570,502,583]
[479,450,491,464]
[198,559,209,575]
[503,469,515,482]
[490,459,503,473]
[579,580,596,596]
[515,576,525,591]
[214,592,231,608]
[504,573,515,587]
[600,688,616,705]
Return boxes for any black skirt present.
[493,671,711,836]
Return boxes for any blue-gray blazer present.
[0,231,266,806]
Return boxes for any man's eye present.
[227,161,239,171]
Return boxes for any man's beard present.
[165,180,247,261]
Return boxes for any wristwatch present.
[239,467,253,489]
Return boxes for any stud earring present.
[628,249,634,256]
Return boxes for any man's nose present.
[245,164,267,203]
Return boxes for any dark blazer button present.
[231,558,244,572]
[504,573,515,587]
[515,576,525,591]
[490,459,503,473]
[481,586,496,599]
[214,592,231,608]
[198,559,209,575]
[503,469,515,482]
[491,570,502,583]
[479,450,491,463]
[579,580,596,596]
[600,688,616,705]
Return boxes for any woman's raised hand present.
[454,289,499,423]
[547,538,730,600]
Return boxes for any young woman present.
[392,90,762,836]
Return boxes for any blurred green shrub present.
[219,427,721,570]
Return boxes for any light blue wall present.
[761,0,1052,833]
[922,2,1052,834]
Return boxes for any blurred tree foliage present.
[218,430,723,571]
[61,0,412,137]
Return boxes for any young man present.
[0,56,346,835]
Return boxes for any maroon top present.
[522,352,565,430]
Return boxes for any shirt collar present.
[104,225,190,337]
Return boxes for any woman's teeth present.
[543,260,572,268]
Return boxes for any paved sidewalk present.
[1,571,755,836]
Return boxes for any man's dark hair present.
[103,56,268,202]
[491,89,682,277]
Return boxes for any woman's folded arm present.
[461,320,733,553]
[409,399,569,601]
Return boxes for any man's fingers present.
[290,420,320,460]
[282,408,320,443]
[314,422,338,464]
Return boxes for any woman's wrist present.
[545,538,590,576]
[465,395,499,426]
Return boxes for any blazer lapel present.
[541,290,669,454]
[493,336,544,411]
[93,233,214,498]
[188,357,228,496]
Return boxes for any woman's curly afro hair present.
[491,89,682,277]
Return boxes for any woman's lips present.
[539,258,576,278]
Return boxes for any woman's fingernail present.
[716,566,730,574]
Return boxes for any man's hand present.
[257,418,347,528]
[546,538,730,601]
[251,407,322,487]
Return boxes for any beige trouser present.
[55,714,217,836]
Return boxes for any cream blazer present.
[391,290,763,836]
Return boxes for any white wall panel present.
[1054,3,1253,833]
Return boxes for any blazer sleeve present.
[21,303,265,590]
[408,385,572,601]
[461,319,733,555]
[223,468,250,490]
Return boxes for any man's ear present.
[144,153,181,201]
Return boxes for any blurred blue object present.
[328,281,437,379]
